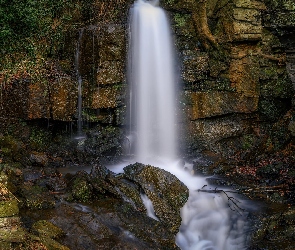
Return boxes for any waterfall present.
[122,1,252,249]
[128,0,178,164]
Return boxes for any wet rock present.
[68,171,93,202]
[187,114,248,153]
[37,237,70,250]
[252,205,295,249]
[229,45,260,96]
[116,179,146,211]
[288,120,295,136]
[123,163,189,234]
[40,199,178,250]
[182,51,209,82]
[32,220,65,239]
[116,202,179,249]
[30,152,48,167]
[89,164,120,196]
[187,91,258,119]
[45,177,67,192]
[50,77,78,121]
[20,183,55,209]
[0,217,20,230]
[92,85,120,109]
[49,203,121,250]
[83,126,124,159]
[96,61,124,86]
[0,200,19,218]
[23,167,43,182]
[27,81,51,120]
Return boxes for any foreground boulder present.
[68,163,189,235]
[124,163,189,234]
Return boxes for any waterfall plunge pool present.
[105,158,259,250]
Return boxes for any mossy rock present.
[20,184,55,210]
[89,164,120,196]
[0,217,20,230]
[124,163,189,234]
[0,200,19,217]
[69,171,93,202]
[0,241,11,249]
[116,179,146,211]
[256,163,282,178]
[0,227,26,242]
[0,135,26,163]
[259,98,291,122]
[39,236,70,250]
[32,220,65,239]
[0,173,8,186]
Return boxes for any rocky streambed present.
[0,159,189,249]
[0,125,294,249]
[1,151,295,249]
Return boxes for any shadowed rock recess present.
[1,0,295,249]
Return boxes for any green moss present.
[0,200,19,218]
[71,177,93,202]
[283,0,295,10]
[259,66,277,80]
[260,73,294,98]
[174,13,186,27]
[29,128,52,151]
[117,181,145,211]
[39,236,70,250]
[259,98,290,121]
[0,228,26,242]
[32,220,65,239]
[0,135,21,160]
[21,185,55,210]
[0,241,11,249]
[242,134,255,150]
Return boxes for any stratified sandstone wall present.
[165,0,295,156]
[1,0,294,157]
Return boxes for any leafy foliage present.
[0,0,76,65]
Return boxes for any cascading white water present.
[128,0,177,164]
[121,1,252,249]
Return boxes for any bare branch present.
[197,186,245,215]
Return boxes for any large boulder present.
[123,163,189,234]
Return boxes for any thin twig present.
[197,187,245,215]
[0,183,20,202]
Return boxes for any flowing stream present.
[108,0,254,249]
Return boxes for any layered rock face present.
[1,0,295,157]
[0,0,129,126]
[165,0,295,156]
